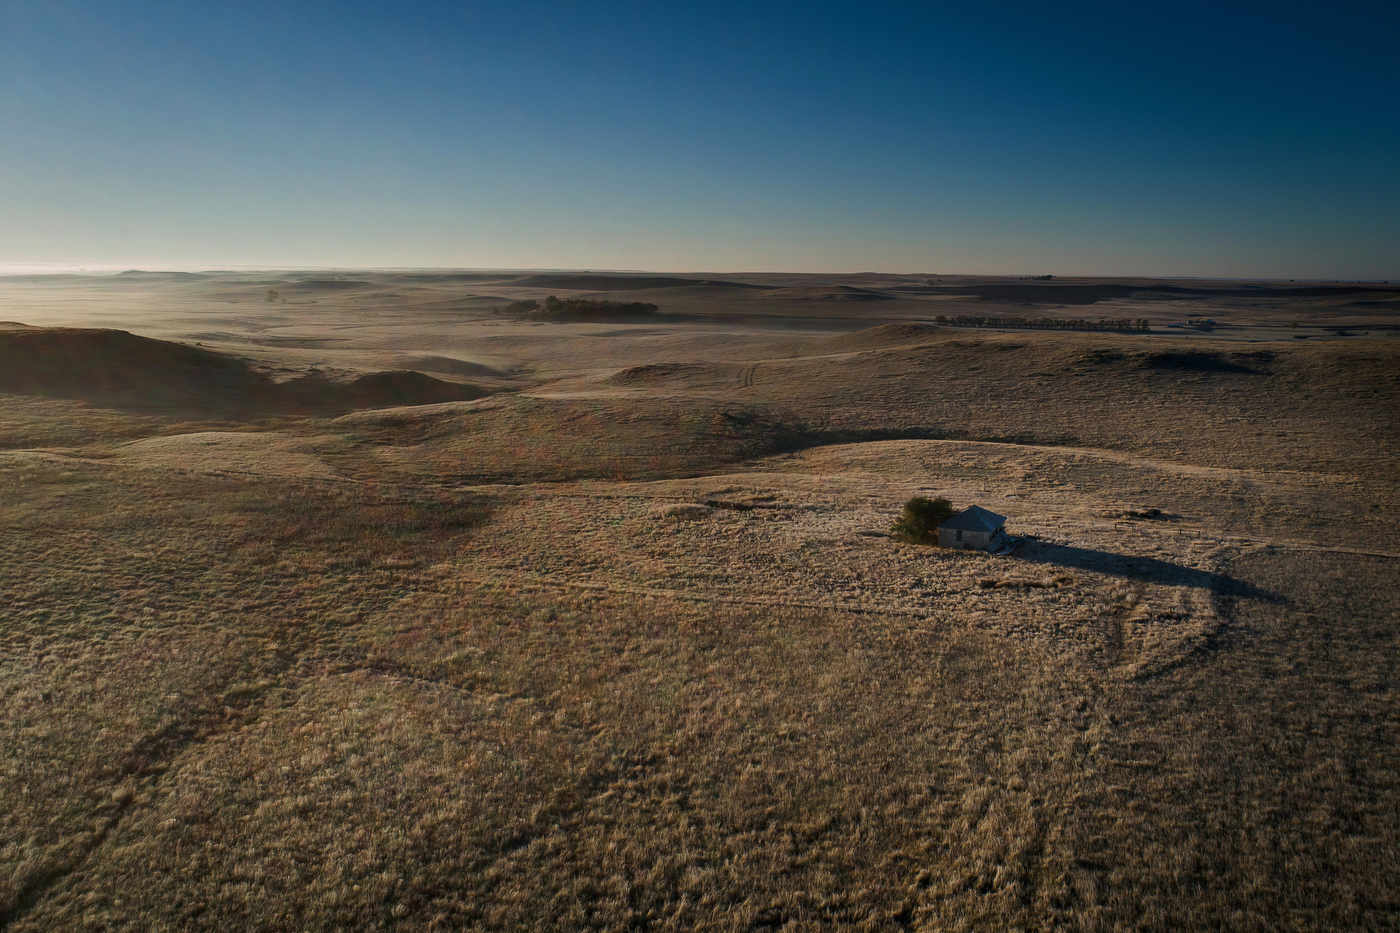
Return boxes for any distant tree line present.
[496,295,659,321]
[934,315,1150,332]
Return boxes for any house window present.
[956,529,963,543]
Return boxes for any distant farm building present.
[938,505,1012,551]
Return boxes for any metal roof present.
[937,505,1006,533]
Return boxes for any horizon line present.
[0,265,1394,284]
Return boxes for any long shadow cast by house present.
[1011,540,1278,601]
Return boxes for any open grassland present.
[3,459,1398,930]
[2,272,1400,930]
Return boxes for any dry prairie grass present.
[3,448,1397,930]
[2,297,1399,929]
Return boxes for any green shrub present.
[891,496,954,544]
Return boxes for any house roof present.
[938,505,1006,533]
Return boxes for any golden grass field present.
[2,270,1399,930]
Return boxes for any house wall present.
[938,528,994,550]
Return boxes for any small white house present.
[937,505,1009,551]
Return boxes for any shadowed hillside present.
[0,328,488,415]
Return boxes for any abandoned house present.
[937,505,1012,551]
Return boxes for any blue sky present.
[2,0,1396,277]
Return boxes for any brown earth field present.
[2,270,1400,931]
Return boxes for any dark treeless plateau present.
[2,270,1399,931]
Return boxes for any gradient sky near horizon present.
[2,1,1396,278]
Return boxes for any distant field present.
[2,271,1398,929]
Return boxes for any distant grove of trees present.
[496,295,659,321]
[934,315,1150,332]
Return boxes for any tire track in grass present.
[0,676,291,928]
